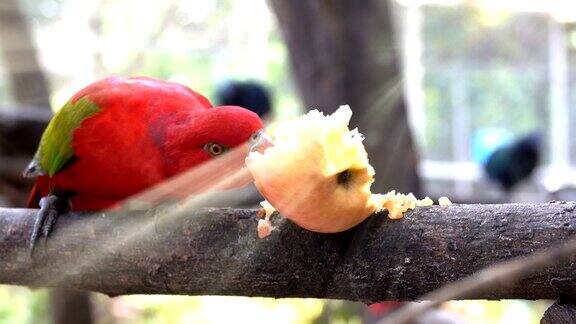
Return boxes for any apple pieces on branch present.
[246,105,449,237]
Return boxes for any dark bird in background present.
[215,80,272,119]
[484,132,543,192]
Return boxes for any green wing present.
[26,97,101,177]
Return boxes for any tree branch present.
[0,106,50,156]
[0,107,50,205]
[0,202,575,301]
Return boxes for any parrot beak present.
[249,130,274,154]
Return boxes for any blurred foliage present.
[95,295,324,324]
[422,6,549,64]
[13,0,301,120]
[0,287,551,324]
[443,300,551,324]
[0,288,326,324]
[421,5,550,161]
[0,286,49,324]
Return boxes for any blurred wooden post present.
[547,19,570,176]
[0,0,52,206]
[0,1,94,323]
[51,289,94,324]
[269,0,421,194]
[0,0,51,107]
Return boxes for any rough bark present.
[269,0,421,194]
[0,202,575,302]
[541,300,576,324]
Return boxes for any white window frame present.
[400,3,576,199]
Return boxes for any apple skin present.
[246,106,377,233]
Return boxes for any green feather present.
[35,97,101,177]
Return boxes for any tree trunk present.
[269,0,421,194]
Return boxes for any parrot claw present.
[29,195,60,258]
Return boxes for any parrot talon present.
[29,195,60,257]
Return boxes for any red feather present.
[30,77,263,211]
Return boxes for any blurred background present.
[0,0,575,323]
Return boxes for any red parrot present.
[24,76,264,249]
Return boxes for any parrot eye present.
[204,143,227,157]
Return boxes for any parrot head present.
[122,104,266,207]
[163,105,265,176]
